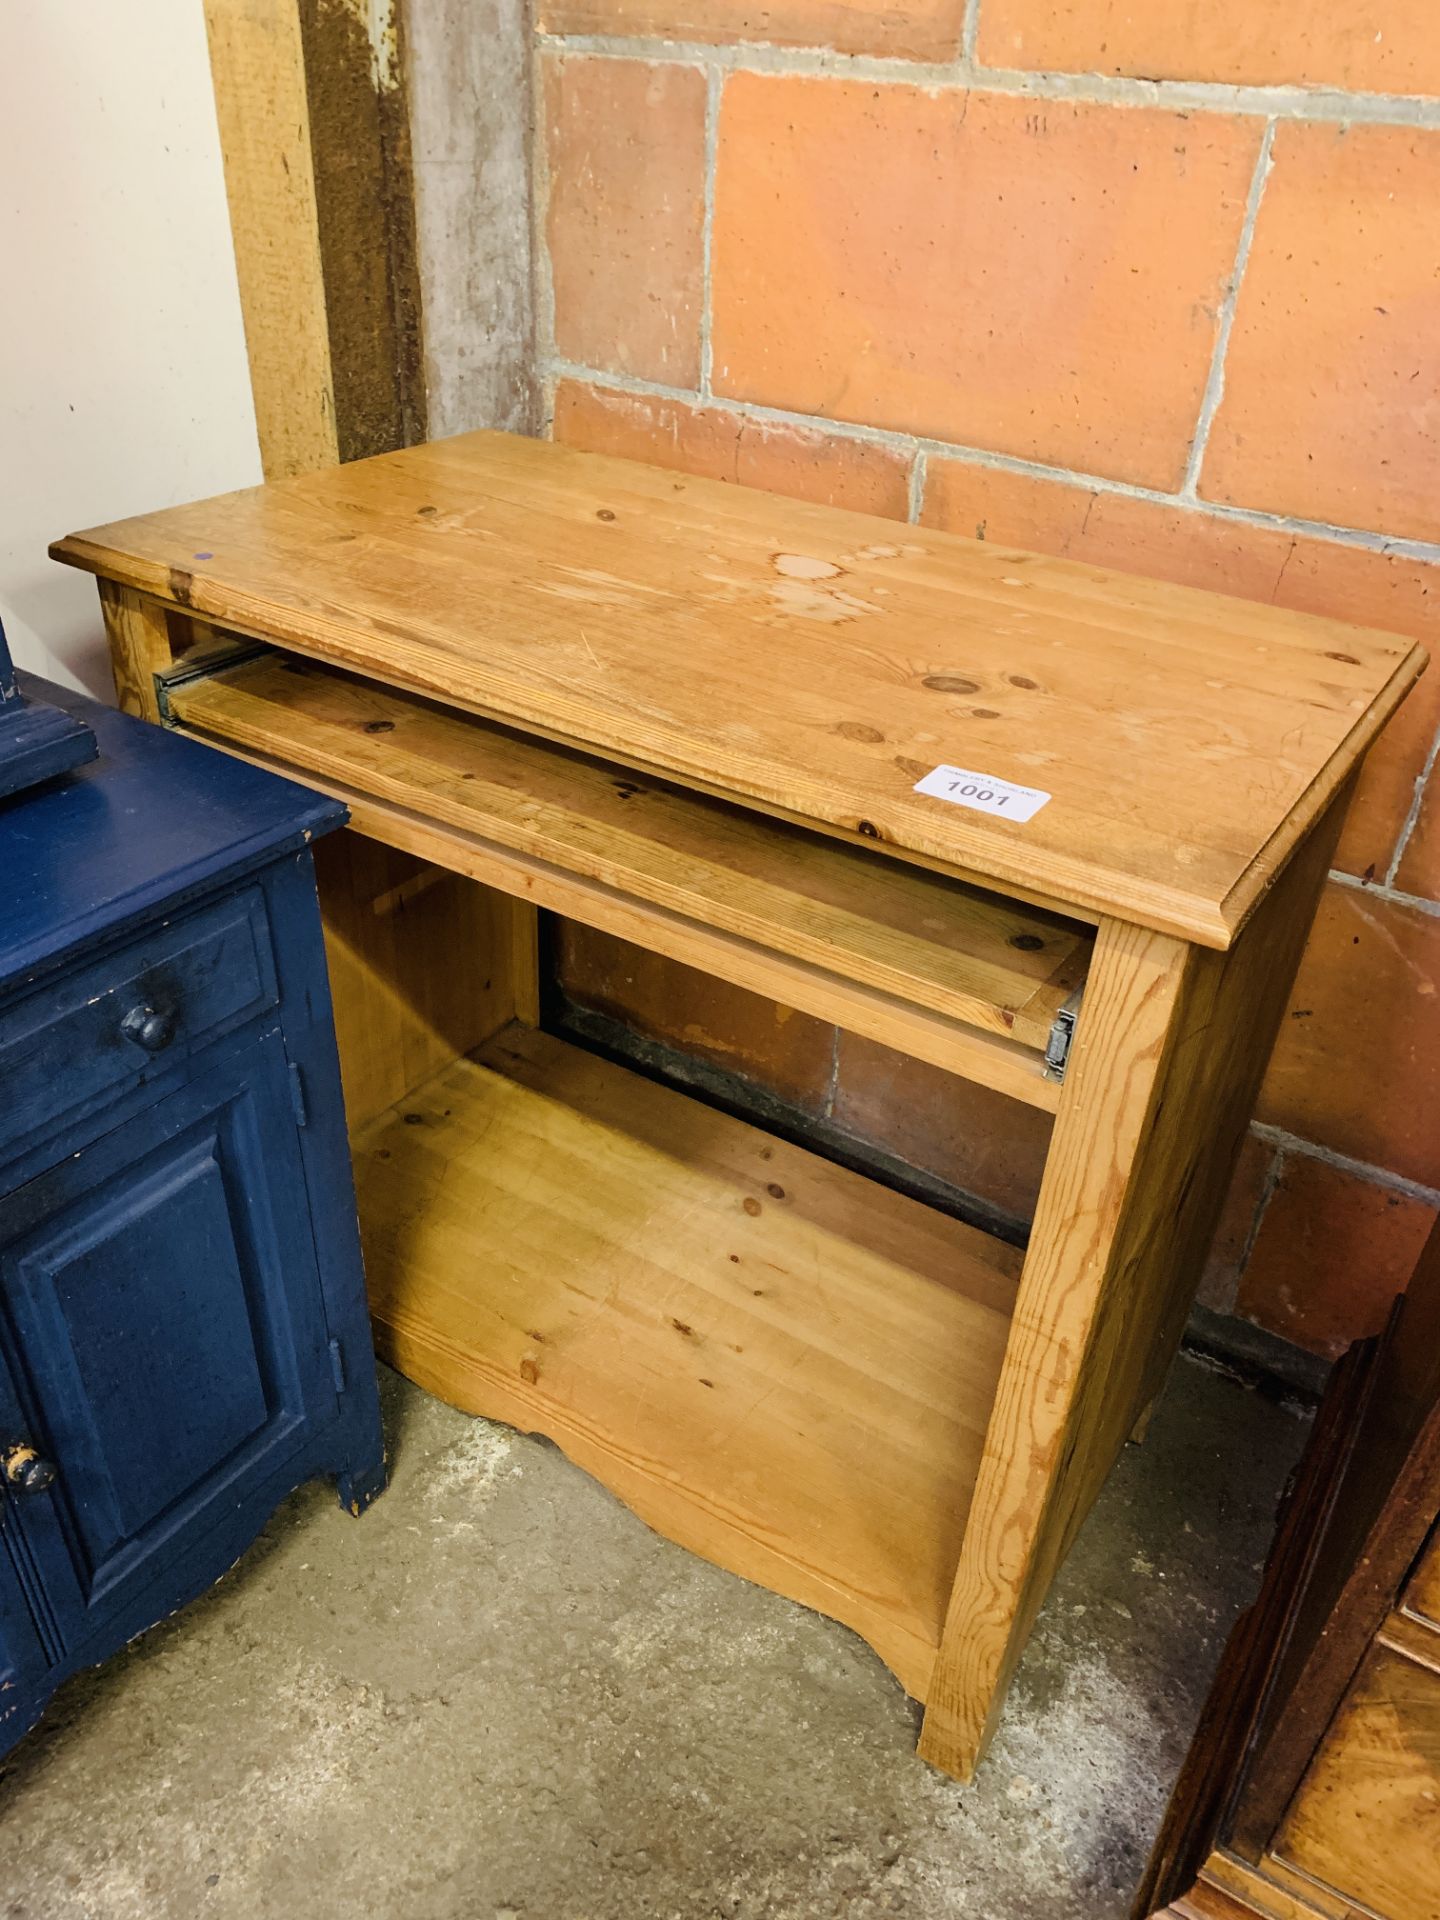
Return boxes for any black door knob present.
[1,1444,56,1496]
[120,1002,177,1052]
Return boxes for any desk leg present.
[99,583,176,722]
[919,796,1345,1782]
[509,895,542,1027]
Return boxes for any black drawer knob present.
[1,1444,56,1496]
[120,1002,177,1053]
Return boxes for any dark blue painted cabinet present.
[0,674,384,1751]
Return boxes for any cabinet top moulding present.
[51,431,1426,950]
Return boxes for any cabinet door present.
[1275,1640,1440,1920]
[1405,1522,1440,1632]
[0,1034,340,1652]
[0,1508,49,1744]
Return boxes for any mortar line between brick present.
[537,367,560,435]
[960,0,982,66]
[907,448,927,524]
[1183,118,1274,499]
[699,66,722,401]
[1384,722,1440,889]
[1328,868,1440,918]
[533,34,1440,127]
[1248,1122,1440,1208]
[530,48,559,379]
[546,356,1440,564]
[1235,1137,1287,1280]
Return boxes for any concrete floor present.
[0,1355,1307,1920]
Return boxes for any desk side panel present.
[312,829,538,1130]
[920,782,1349,1780]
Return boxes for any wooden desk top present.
[53,431,1424,948]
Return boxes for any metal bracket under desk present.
[1044,986,1084,1083]
[154,640,272,724]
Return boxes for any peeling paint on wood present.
[298,0,427,459]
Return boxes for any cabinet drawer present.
[0,889,278,1160]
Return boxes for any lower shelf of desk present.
[354,1023,1020,1698]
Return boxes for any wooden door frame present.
[202,0,426,480]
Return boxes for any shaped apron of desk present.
[52,429,1426,1781]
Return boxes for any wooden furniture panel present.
[312,830,534,1130]
[58,428,1424,1782]
[0,615,95,798]
[0,1037,345,1633]
[357,1024,1019,1699]
[1186,1853,1364,1920]
[53,430,1423,948]
[200,0,337,481]
[1140,1215,1440,1920]
[0,887,277,1162]
[0,678,384,1755]
[175,683,1065,1112]
[1404,1525,1440,1632]
[171,653,1092,1049]
[98,578,174,723]
[922,788,1344,1775]
[1275,1641,1440,1920]
[186,698,1067,1113]
[1233,1213,1440,1855]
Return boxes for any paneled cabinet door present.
[0,1034,341,1657]
[0,1518,49,1741]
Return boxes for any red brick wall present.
[533,10,1440,1359]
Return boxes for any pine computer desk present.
[53,431,1424,1780]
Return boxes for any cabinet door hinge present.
[288,1061,308,1127]
[328,1337,347,1393]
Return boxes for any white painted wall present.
[0,1,261,698]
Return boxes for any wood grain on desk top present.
[53,430,1425,948]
